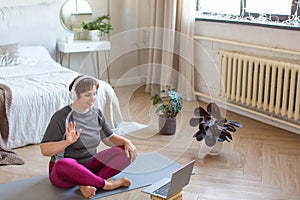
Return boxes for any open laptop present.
[142,160,195,199]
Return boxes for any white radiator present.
[219,51,300,124]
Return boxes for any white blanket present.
[0,63,146,148]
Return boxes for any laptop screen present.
[167,160,195,197]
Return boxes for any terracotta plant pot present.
[158,115,176,135]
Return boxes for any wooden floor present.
[1,84,300,200]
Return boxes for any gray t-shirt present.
[42,105,113,164]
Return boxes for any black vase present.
[158,115,176,135]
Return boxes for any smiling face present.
[75,85,98,111]
[70,76,99,112]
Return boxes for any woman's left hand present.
[124,140,137,162]
[104,134,137,162]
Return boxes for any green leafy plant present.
[152,86,183,118]
[81,14,113,36]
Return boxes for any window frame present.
[196,0,300,31]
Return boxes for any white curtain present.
[145,0,196,101]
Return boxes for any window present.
[199,0,241,15]
[246,0,291,15]
[196,0,300,29]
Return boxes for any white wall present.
[194,20,299,96]
[194,20,300,134]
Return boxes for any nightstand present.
[57,40,111,83]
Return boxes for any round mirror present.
[60,0,93,33]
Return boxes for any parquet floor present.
[1,84,300,200]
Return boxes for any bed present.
[0,44,124,148]
[0,1,145,165]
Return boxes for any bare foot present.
[103,177,131,190]
[79,185,97,199]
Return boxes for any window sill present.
[195,16,300,31]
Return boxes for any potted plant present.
[152,86,183,135]
[81,14,113,41]
[189,102,243,158]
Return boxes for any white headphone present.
[69,75,97,101]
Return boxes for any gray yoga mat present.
[0,151,181,200]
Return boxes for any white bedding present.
[0,62,126,148]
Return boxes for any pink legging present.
[48,146,131,189]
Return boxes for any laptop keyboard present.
[153,182,170,196]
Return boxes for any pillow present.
[19,45,55,64]
[0,43,21,67]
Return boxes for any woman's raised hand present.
[65,122,81,145]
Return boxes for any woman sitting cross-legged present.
[40,75,137,199]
